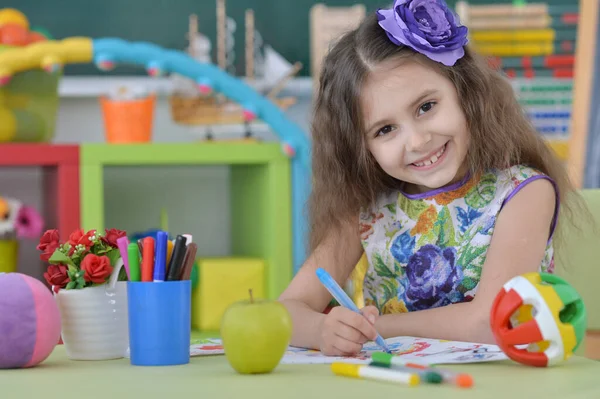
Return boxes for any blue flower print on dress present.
[390,231,416,264]
[400,244,464,310]
[456,206,483,234]
[360,165,556,315]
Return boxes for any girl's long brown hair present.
[309,13,581,252]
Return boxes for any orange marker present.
[141,236,155,282]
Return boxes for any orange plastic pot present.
[100,94,156,143]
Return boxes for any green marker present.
[372,352,474,388]
[372,352,444,382]
[370,361,442,384]
[372,352,442,383]
[127,243,141,282]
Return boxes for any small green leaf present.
[381,279,397,304]
[394,261,401,275]
[66,268,74,277]
[106,248,121,266]
[434,206,458,247]
[373,253,395,279]
[118,267,128,281]
[417,229,436,247]
[66,281,76,290]
[398,196,429,220]
[465,174,497,209]
[457,244,487,272]
[384,203,396,214]
[385,229,397,239]
[49,250,75,267]
[95,247,109,255]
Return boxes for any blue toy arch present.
[93,38,311,274]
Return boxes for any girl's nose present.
[406,131,433,152]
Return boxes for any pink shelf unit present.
[0,144,80,237]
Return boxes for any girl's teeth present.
[413,145,445,167]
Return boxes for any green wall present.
[13,0,570,76]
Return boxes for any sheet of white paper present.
[188,336,508,365]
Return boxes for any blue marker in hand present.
[315,267,391,353]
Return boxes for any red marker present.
[141,236,155,282]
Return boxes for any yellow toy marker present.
[331,363,420,386]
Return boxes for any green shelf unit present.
[80,142,292,299]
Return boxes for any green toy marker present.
[371,352,474,388]
[127,243,141,282]
[370,361,442,384]
[371,352,444,384]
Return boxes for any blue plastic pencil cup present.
[127,280,191,366]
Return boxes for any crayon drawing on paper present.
[188,336,508,365]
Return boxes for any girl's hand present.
[318,305,380,356]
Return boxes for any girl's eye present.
[418,101,436,116]
[375,125,395,137]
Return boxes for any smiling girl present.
[278,0,579,356]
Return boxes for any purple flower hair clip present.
[377,0,469,66]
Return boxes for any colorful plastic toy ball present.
[0,8,29,30]
[0,272,62,368]
[0,23,29,46]
[490,272,586,367]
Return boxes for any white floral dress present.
[359,165,558,315]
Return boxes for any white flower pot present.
[54,259,129,360]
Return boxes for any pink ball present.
[0,272,61,368]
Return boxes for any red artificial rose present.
[101,228,127,247]
[37,229,59,251]
[68,229,96,249]
[80,254,113,284]
[37,229,60,261]
[44,264,70,293]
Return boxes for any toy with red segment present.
[491,272,586,367]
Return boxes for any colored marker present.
[141,237,155,282]
[371,352,474,388]
[153,231,168,282]
[331,363,420,386]
[183,234,192,245]
[316,268,391,353]
[166,239,174,266]
[116,236,131,279]
[180,242,198,281]
[127,243,141,282]
[166,235,187,281]
[370,361,442,384]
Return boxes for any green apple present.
[221,289,292,374]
